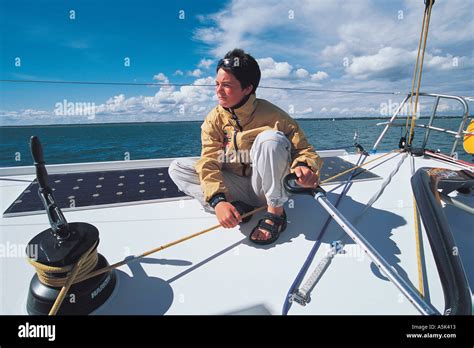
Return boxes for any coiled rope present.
[27,242,99,288]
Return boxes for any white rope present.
[356,152,408,221]
[296,241,345,304]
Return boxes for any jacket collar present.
[219,94,258,122]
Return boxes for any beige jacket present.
[195,94,323,202]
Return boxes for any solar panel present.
[3,167,187,217]
[3,157,380,216]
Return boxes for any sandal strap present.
[254,211,287,237]
[262,211,286,225]
[256,221,279,235]
[249,210,287,244]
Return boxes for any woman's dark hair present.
[216,49,261,94]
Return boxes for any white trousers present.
[169,130,292,211]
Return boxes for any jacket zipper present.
[231,110,247,176]
[231,110,243,131]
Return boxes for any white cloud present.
[321,42,349,60]
[192,0,472,76]
[173,70,184,76]
[92,75,216,119]
[258,57,293,79]
[193,0,290,57]
[426,55,465,70]
[198,59,214,69]
[435,101,464,113]
[20,109,50,116]
[311,71,329,81]
[295,68,309,78]
[188,69,203,77]
[194,27,223,47]
[346,47,410,80]
[98,94,129,113]
[405,0,473,46]
[295,107,313,115]
[153,73,169,82]
[346,47,471,80]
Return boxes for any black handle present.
[283,173,326,196]
[30,135,44,164]
[30,136,48,188]
[29,136,70,238]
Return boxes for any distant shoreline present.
[0,115,468,128]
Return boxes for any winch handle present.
[30,136,49,188]
[283,173,326,197]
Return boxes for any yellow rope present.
[407,0,434,146]
[28,246,98,287]
[47,242,98,315]
[412,196,425,297]
[405,2,428,132]
[28,207,266,295]
[79,206,266,283]
[406,0,434,298]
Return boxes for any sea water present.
[0,118,471,167]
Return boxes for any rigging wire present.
[0,78,401,96]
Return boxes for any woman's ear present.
[244,85,253,96]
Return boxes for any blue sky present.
[0,0,473,125]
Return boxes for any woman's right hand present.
[215,201,242,228]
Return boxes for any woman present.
[169,48,322,244]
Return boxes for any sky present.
[0,0,473,125]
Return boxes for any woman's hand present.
[215,201,242,228]
[294,166,319,188]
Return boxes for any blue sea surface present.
[0,118,471,167]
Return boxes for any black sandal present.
[249,210,287,245]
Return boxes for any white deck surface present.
[0,152,472,315]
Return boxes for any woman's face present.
[215,68,252,108]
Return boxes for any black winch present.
[26,136,116,315]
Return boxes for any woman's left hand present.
[294,166,319,188]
